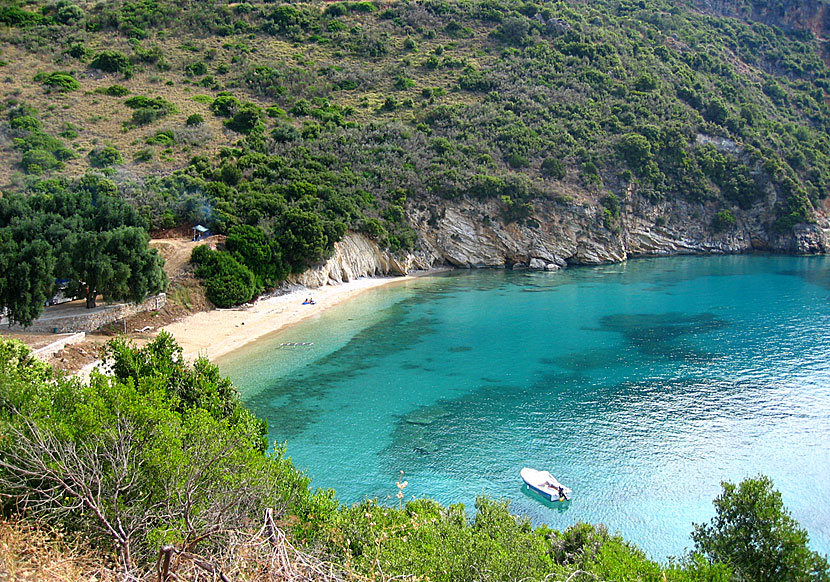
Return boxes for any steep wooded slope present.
[1,0,828,282]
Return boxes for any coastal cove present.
[217,255,830,561]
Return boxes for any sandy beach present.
[162,275,418,362]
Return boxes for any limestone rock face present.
[777,223,829,255]
[288,185,828,290]
[287,232,434,287]
[409,198,627,268]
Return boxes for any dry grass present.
[0,515,398,582]
[0,518,118,582]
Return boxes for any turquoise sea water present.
[218,255,830,560]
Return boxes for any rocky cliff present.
[694,0,830,60]
[287,232,434,287]
[291,188,830,287]
[408,192,828,268]
[695,0,829,35]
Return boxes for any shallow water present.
[218,255,830,560]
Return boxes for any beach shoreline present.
[161,271,440,363]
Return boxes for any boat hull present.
[521,467,572,501]
[525,482,562,502]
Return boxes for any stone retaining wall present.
[6,294,166,333]
[32,332,86,358]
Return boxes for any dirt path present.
[150,237,218,280]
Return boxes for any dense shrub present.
[271,120,301,142]
[712,209,736,232]
[21,148,60,174]
[191,245,257,307]
[55,3,85,24]
[211,93,241,117]
[775,191,813,232]
[277,208,332,273]
[65,42,87,60]
[226,224,289,289]
[458,66,491,91]
[9,115,41,132]
[9,108,76,175]
[90,50,132,77]
[146,130,175,145]
[34,71,80,92]
[633,73,658,92]
[184,61,208,76]
[225,102,264,134]
[124,95,177,126]
[318,496,731,582]
[617,133,653,170]
[0,5,43,26]
[95,84,130,96]
[541,157,566,180]
[124,96,175,111]
[602,194,621,231]
[88,145,123,167]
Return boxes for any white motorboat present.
[521,467,572,502]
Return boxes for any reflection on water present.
[219,255,830,560]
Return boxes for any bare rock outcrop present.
[287,233,434,287]
[287,185,828,290]
[409,198,625,268]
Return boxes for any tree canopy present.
[0,176,167,324]
[0,333,314,572]
[693,476,830,582]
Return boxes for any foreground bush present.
[693,476,830,582]
[0,514,350,582]
[322,497,731,582]
[0,334,320,575]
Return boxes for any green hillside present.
[1,0,828,309]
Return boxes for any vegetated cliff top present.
[693,0,829,48]
[0,0,828,251]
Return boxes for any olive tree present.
[64,226,166,308]
[0,180,167,322]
